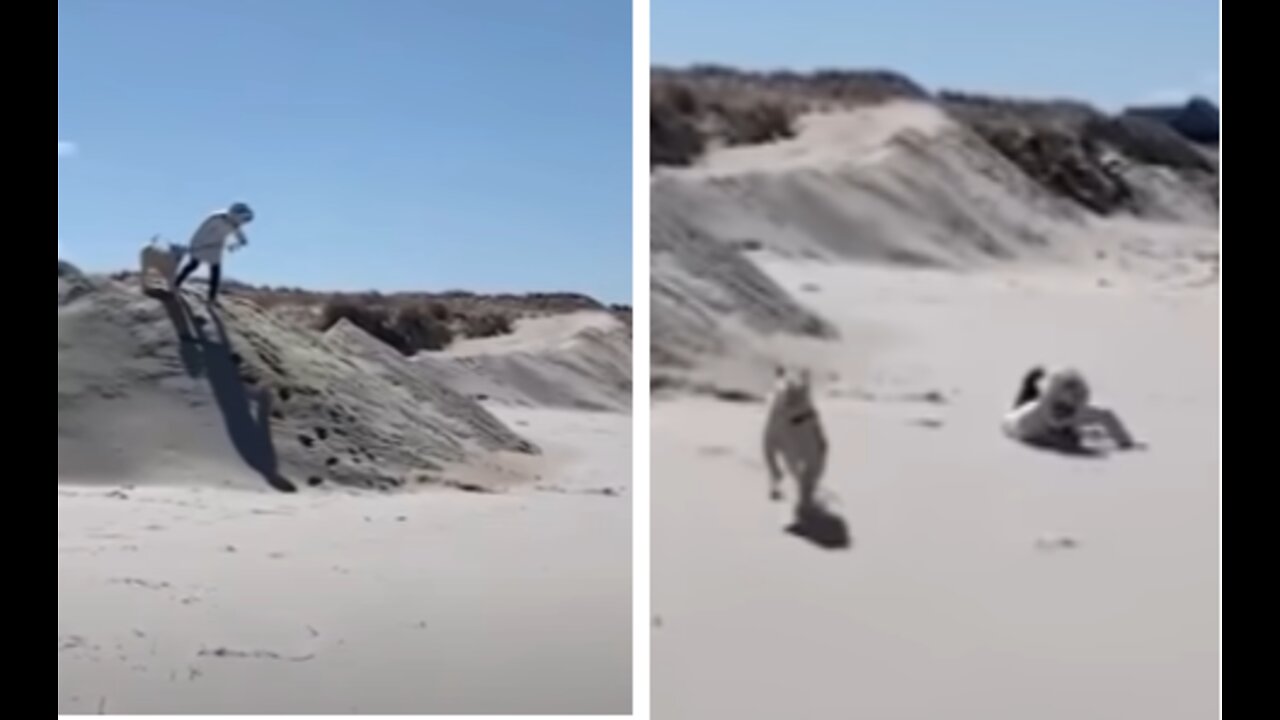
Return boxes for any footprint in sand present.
[1035,534,1079,551]
[109,577,172,591]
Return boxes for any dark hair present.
[1014,366,1046,408]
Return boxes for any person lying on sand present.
[1002,366,1139,452]
[763,365,829,515]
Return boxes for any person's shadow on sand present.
[1021,428,1149,459]
[154,291,296,493]
[1024,432,1107,458]
[152,289,207,378]
[785,502,852,550]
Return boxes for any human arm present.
[1079,406,1138,449]
[1000,402,1036,441]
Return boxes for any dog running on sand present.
[763,365,829,513]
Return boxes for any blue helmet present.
[227,202,255,223]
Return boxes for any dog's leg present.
[764,440,784,501]
[794,461,820,517]
[794,432,827,515]
[763,411,786,501]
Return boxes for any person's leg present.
[207,263,222,303]
[174,258,201,288]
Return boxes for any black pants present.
[174,258,222,302]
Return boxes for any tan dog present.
[138,236,187,293]
[763,366,829,513]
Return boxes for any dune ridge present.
[652,89,1217,393]
[58,264,633,493]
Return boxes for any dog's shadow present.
[785,502,852,550]
[154,291,296,493]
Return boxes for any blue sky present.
[652,0,1220,110]
[58,0,632,303]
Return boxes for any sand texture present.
[58,267,632,714]
[651,100,1219,719]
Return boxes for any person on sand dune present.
[1002,365,1140,453]
[173,202,255,304]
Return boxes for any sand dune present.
[58,263,632,713]
[427,311,633,413]
[652,99,1219,719]
[58,266,537,492]
[652,100,1217,392]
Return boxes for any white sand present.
[651,102,1217,390]
[428,310,632,413]
[651,102,1219,718]
[58,407,631,715]
[58,269,632,714]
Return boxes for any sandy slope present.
[651,102,1217,392]
[653,265,1218,720]
[58,406,631,715]
[651,100,1219,719]
[427,311,633,413]
[58,267,632,714]
[58,268,536,492]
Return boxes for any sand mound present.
[58,272,537,492]
[659,103,1095,266]
[651,196,836,378]
[427,311,633,413]
[651,100,1219,390]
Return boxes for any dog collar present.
[790,409,816,425]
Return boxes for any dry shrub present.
[969,123,1134,214]
[717,100,795,146]
[650,66,929,168]
[393,303,454,351]
[651,87,706,167]
[1083,115,1213,172]
[319,299,401,351]
[460,312,513,339]
[318,298,454,354]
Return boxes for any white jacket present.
[187,211,246,264]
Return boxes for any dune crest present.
[652,97,1218,396]
[58,270,538,492]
